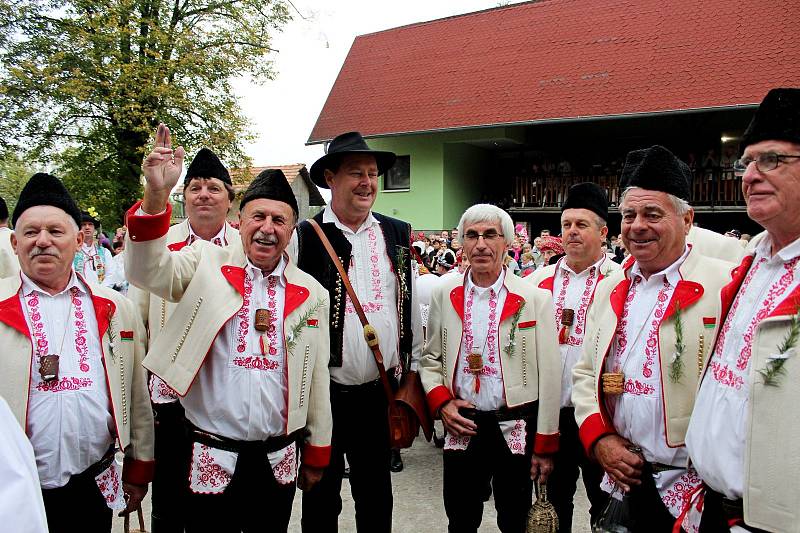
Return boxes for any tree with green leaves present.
[0,0,290,226]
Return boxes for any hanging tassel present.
[558,324,570,345]
[259,335,266,356]
[474,374,481,393]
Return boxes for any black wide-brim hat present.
[239,168,299,218]
[740,88,800,152]
[310,131,396,188]
[562,182,609,222]
[620,145,692,201]
[80,210,100,228]
[12,173,82,228]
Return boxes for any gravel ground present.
[113,435,592,533]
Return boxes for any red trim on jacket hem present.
[302,443,331,468]
[122,458,155,485]
[578,412,616,456]
[125,201,172,242]
[534,432,560,455]
[426,385,453,418]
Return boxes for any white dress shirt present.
[0,395,48,533]
[606,247,690,466]
[289,205,423,385]
[182,257,288,441]
[688,234,800,498]
[74,242,117,288]
[21,271,115,488]
[186,221,229,247]
[455,269,508,411]
[553,255,606,408]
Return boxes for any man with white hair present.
[0,172,154,532]
[527,182,620,530]
[686,88,800,532]
[572,146,735,531]
[420,203,561,532]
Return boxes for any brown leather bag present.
[308,219,432,448]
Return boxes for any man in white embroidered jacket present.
[527,182,620,531]
[686,88,800,533]
[572,145,734,532]
[420,203,561,533]
[126,146,239,533]
[0,172,154,533]
[125,124,332,533]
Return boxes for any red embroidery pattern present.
[232,357,280,371]
[735,257,800,371]
[36,377,93,392]
[624,378,655,396]
[96,463,121,505]
[708,361,745,390]
[642,278,671,378]
[505,419,526,454]
[194,445,232,489]
[235,273,253,353]
[611,277,641,372]
[713,258,764,359]
[661,468,702,511]
[271,444,297,485]
[462,287,500,377]
[72,288,90,372]
[554,269,570,327]
[345,227,385,315]
[265,276,278,356]
[149,375,178,402]
[26,292,48,354]
[573,267,597,338]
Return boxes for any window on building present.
[384,155,410,191]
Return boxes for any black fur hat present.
[741,88,800,152]
[12,173,82,228]
[620,145,692,201]
[239,169,299,218]
[562,182,609,222]
[184,148,231,185]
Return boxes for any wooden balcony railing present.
[507,168,744,209]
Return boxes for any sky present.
[233,0,528,170]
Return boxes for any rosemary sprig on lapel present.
[107,316,118,360]
[669,304,685,383]
[758,308,800,387]
[503,301,526,357]
[286,299,326,355]
[396,245,409,301]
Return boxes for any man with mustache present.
[127,146,239,533]
[527,182,620,530]
[420,203,561,532]
[125,124,332,532]
[686,88,800,532]
[290,131,423,533]
[572,146,735,531]
[0,172,154,532]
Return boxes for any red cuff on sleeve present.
[426,385,454,419]
[534,432,560,455]
[302,443,331,468]
[578,412,616,456]
[122,458,155,485]
[126,200,172,242]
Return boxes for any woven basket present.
[527,481,559,533]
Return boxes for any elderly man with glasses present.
[420,203,561,533]
[686,88,800,533]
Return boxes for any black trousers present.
[301,378,393,533]
[698,488,769,533]
[41,466,112,533]
[442,411,536,533]
[151,401,190,533]
[620,464,676,532]
[547,407,606,532]
[184,440,296,533]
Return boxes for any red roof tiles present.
[308,0,800,143]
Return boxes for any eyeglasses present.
[464,230,504,242]
[733,152,800,176]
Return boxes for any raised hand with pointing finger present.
[142,123,185,214]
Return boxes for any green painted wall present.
[369,127,520,230]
